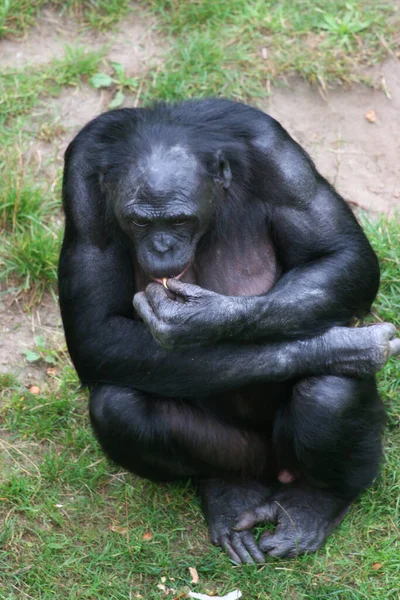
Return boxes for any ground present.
[0,2,399,599]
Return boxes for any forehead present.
[134,144,200,196]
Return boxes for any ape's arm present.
[59,233,396,398]
[232,179,380,341]
[142,131,380,346]
[239,110,380,340]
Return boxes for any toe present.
[220,535,242,564]
[380,323,396,338]
[241,531,265,564]
[268,541,297,558]
[234,502,278,531]
[231,533,255,564]
[389,337,400,357]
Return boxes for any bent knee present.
[89,384,113,426]
[89,384,145,438]
[293,375,379,418]
[88,385,161,478]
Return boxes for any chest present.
[192,233,278,296]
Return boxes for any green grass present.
[0,218,399,599]
[0,48,104,298]
[0,46,103,124]
[0,162,59,232]
[2,0,398,97]
[0,157,63,298]
[0,0,131,38]
[1,223,61,297]
[142,0,399,98]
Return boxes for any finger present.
[165,279,205,298]
[210,532,219,546]
[220,535,242,564]
[241,531,265,564]
[145,283,170,313]
[133,293,158,327]
[230,533,255,564]
[234,502,279,531]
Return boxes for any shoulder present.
[64,108,139,169]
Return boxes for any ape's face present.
[115,144,230,280]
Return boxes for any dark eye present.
[173,219,187,227]
[132,219,149,228]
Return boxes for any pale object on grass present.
[188,590,242,600]
[188,566,199,584]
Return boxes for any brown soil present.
[263,59,400,215]
[0,9,399,382]
[0,291,63,383]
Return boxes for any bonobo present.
[59,99,400,564]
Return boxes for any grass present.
[0,223,399,598]
[0,47,104,298]
[0,1,399,598]
[0,153,62,299]
[0,46,103,124]
[0,0,131,37]
[141,0,399,99]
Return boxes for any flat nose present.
[151,233,174,255]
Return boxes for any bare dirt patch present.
[263,59,400,215]
[0,4,165,71]
[0,290,63,383]
[0,8,95,68]
[1,4,168,180]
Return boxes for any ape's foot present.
[234,484,349,558]
[199,479,271,564]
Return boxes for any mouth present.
[151,262,191,285]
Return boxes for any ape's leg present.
[235,376,385,558]
[89,384,268,481]
[90,384,276,563]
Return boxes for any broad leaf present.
[109,90,125,109]
[23,350,41,362]
[90,73,113,88]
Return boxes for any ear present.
[213,150,232,190]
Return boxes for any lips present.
[151,262,191,284]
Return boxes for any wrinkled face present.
[115,144,228,280]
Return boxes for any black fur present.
[59,99,397,564]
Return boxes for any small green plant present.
[23,335,58,365]
[90,62,138,108]
[318,9,371,49]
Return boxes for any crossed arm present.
[60,188,398,401]
[59,234,399,400]
[133,181,380,349]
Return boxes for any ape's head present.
[113,143,232,281]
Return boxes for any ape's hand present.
[133,280,236,349]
